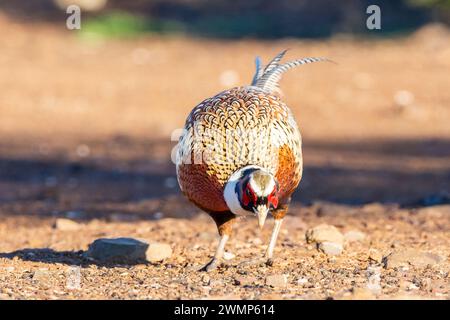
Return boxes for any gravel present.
[368,249,383,263]
[32,269,51,282]
[0,205,449,299]
[234,276,258,287]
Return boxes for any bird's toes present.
[199,258,218,272]
[265,258,274,267]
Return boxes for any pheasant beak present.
[254,205,269,229]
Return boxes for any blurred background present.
[0,0,449,221]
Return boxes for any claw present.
[199,258,219,272]
[265,258,274,267]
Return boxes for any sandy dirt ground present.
[0,15,449,299]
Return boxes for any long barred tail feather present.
[251,50,333,93]
[261,49,289,75]
[251,49,288,86]
[251,56,263,86]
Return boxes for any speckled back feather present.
[176,86,302,212]
[176,50,327,213]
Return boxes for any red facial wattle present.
[268,189,278,209]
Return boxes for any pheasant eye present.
[243,183,258,206]
[241,185,252,206]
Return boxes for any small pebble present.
[306,224,344,245]
[319,242,343,256]
[265,274,288,288]
[32,269,53,287]
[223,252,235,260]
[202,274,210,285]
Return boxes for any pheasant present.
[176,50,328,271]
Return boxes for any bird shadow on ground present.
[0,136,449,221]
[0,248,154,267]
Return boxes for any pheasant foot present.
[199,234,229,272]
[199,258,219,272]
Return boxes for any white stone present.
[223,251,235,260]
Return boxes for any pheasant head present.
[224,165,279,229]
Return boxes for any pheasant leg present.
[199,234,229,272]
[200,211,236,272]
[265,218,283,266]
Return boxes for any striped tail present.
[251,49,332,93]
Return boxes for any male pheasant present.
[176,50,328,271]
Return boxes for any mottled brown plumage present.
[175,50,328,271]
[177,86,302,212]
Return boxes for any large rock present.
[306,224,344,244]
[86,238,148,263]
[384,249,443,269]
[146,242,172,263]
[306,224,344,255]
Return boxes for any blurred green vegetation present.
[79,12,185,39]
[79,12,304,39]
[0,0,449,39]
[76,0,450,39]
